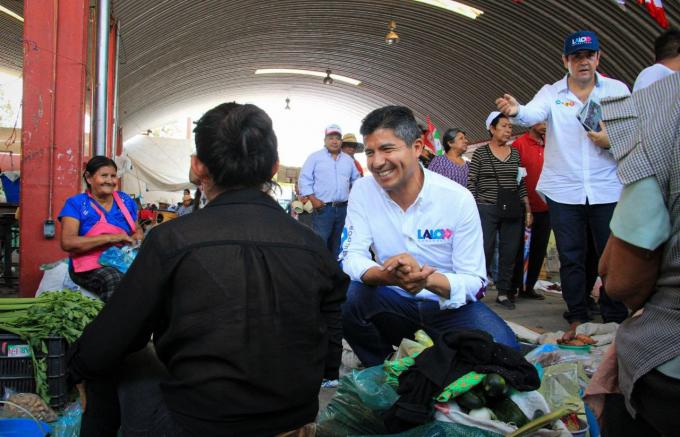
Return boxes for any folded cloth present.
[383,330,540,433]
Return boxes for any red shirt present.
[354,159,364,177]
[512,133,548,213]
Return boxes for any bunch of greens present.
[0,290,103,403]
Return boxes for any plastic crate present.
[0,333,68,409]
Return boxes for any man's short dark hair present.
[360,106,421,147]
[193,102,278,190]
[654,29,680,62]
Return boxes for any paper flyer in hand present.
[577,98,602,132]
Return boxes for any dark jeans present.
[80,345,189,437]
[602,370,680,437]
[312,204,347,259]
[341,281,519,367]
[477,204,523,297]
[512,211,551,293]
[546,198,627,323]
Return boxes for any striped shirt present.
[427,155,469,188]
[467,145,527,205]
[602,72,680,416]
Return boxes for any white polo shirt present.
[513,73,630,205]
[339,169,487,310]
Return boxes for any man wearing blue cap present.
[299,124,361,259]
[495,30,630,329]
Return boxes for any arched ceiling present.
[1,0,679,142]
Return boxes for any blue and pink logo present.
[417,228,453,240]
[572,36,592,46]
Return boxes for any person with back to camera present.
[66,102,348,436]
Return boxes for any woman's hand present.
[108,233,135,245]
[525,211,533,227]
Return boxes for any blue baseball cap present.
[563,30,600,55]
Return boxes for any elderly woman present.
[428,127,470,186]
[468,112,530,310]
[59,156,142,302]
[67,102,348,436]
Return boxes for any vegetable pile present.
[0,290,103,403]
[455,373,534,427]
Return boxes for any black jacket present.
[67,188,348,436]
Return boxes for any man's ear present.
[412,137,425,156]
[190,154,209,183]
[562,55,569,71]
[271,160,280,179]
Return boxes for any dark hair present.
[654,29,680,62]
[193,102,279,190]
[442,128,465,153]
[488,113,509,137]
[360,106,421,147]
[83,156,117,189]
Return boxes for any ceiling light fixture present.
[255,69,361,86]
[323,69,333,85]
[385,20,400,45]
[412,0,483,19]
[285,97,291,110]
[0,5,24,22]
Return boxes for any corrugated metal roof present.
[2,0,678,141]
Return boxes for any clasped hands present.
[380,253,436,294]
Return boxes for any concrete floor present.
[318,291,580,411]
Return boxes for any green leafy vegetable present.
[0,290,103,403]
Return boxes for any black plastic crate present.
[0,333,68,409]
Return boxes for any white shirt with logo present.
[633,63,675,92]
[513,73,630,205]
[339,169,486,310]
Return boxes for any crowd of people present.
[54,27,679,437]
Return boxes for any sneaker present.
[321,379,339,389]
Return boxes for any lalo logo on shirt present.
[555,99,576,107]
[417,228,452,240]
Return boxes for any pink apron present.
[71,191,137,273]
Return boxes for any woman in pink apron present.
[59,156,142,302]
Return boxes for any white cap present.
[485,111,502,131]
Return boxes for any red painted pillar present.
[20,0,89,296]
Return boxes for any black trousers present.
[602,369,680,437]
[80,345,190,437]
[512,211,551,293]
[477,204,523,296]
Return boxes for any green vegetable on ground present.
[482,373,508,398]
[0,290,103,403]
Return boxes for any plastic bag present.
[434,392,571,437]
[316,366,397,437]
[537,363,587,414]
[50,401,82,437]
[99,246,138,273]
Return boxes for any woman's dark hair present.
[83,156,117,189]
[442,128,465,153]
[488,113,509,137]
[193,102,279,190]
